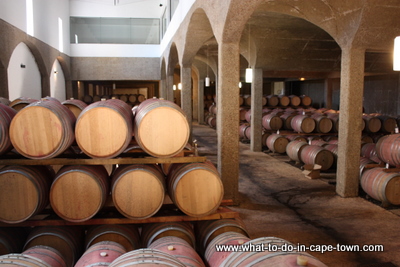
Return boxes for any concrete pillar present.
[198,79,205,124]
[0,65,9,99]
[217,42,240,203]
[166,74,174,102]
[324,78,333,109]
[250,68,263,152]
[159,79,166,99]
[192,75,199,122]
[336,46,365,197]
[181,66,193,139]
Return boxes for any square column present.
[166,74,174,102]
[336,47,365,197]
[181,66,193,137]
[250,68,263,152]
[217,42,240,203]
[198,79,205,124]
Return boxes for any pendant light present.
[394,36,400,71]
[205,45,210,87]
[245,24,252,83]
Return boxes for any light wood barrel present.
[361,168,400,205]
[239,95,244,106]
[280,113,295,130]
[10,100,75,159]
[195,218,249,255]
[266,95,279,107]
[9,97,38,112]
[111,164,165,220]
[376,134,400,166]
[313,115,333,133]
[50,165,109,222]
[220,237,327,267]
[109,248,186,267]
[0,228,28,255]
[266,134,288,154]
[61,99,88,119]
[23,226,83,267]
[300,95,312,106]
[75,241,126,267]
[244,95,251,106]
[360,143,381,164]
[204,232,251,267]
[134,98,190,158]
[291,115,315,133]
[0,166,52,224]
[289,95,301,106]
[262,113,283,131]
[300,145,334,171]
[76,99,133,159]
[376,115,397,133]
[286,140,308,162]
[278,95,290,106]
[149,237,205,267]
[118,95,128,103]
[141,222,195,249]
[363,115,382,133]
[85,224,141,251]
[167,161,223,217]
[136,94,146,103]
[0,103,17,155]
[128,94,137,103]
[22,246,67,267]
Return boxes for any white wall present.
[0,0,71,55]
[8,43,42,101]
[70,44,161,57]
[50,60,66,101]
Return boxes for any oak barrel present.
[300,145,334,171]
[363,115,382,133]
[10,100,76,159]
[82,95,93,104]
[286,140,308,162]
[376,115,397,133]
[109,248,186,267]
[149,236,205,267]
[50,165,109,222]
[111,164,165,220]
[289,95,301,106]
[167,161,223,217]
[76,99,133,159]
[278,95,290,106]
[280,113,296,130]
[85,224,141,251]
[313,115,333,133]
[291,115,315,133]
[75,241,126,267]
[361,168,400,205]
[134,98,190,158]
[359,157,375,180]
[9,97,38,112]
[128,94,137,103]
[239,124,250,140]
[375,134,400,166]
[0,253,53,266]
[360,143,381,164]
[262,113,283,131]
[0,228,28,255]
[61,99,88,119]
[0,103,17,155]
[300,95,312,106]
[23,226,83,267]
[141,222,195,249]
[239,108,248,121]
[0,166,52,224]
[266,134,289,154]
[22,246,67,267]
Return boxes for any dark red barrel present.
[300,145,334,171]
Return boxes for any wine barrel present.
[313,115,333,133]
[0,253,53,266]
[289,95,301,107]
[50,165,109,222]
[128,94,137,103]
[0,228,28,255]
[310,140,328,146]
[239,108,248,121]
[375,134,400,166]
[244,109,252,123]
[118,94,129,103]
[9,97,38,111]
[85,224,141,251]
[111,164,165,220]
[134,98,190,158]
[243,95,251,107]
[92,95,102,102]
[109,248,186,267]
[278,95,290,106]
[262,113,283,131]
[280,113,296,130]
[266,134,289,154]
[361,168,400,205]
[291,115,315,133]
[209,103,217,115]
[207,115,217,128]
[61,99,88,119]
[10,100,76,159]
[363,115,382,133]
[376,115,397,133]
[195,218,249,255]
[204,232,251,267]
[23,226,83,267]
[239,124,250,140]
[286,140,308,162]
[0,103,17,155]
[141,221,196,249]
[22,246,67,267]
[75,99,133,159]
[136,94,146,103]
[0,97,10,106]
[75,241,126,267]
[220,236,327,267]
[359,157,375,180]
[149,237,205,267]
[82,95,93,104]
[300,145,334,171]
[360,143,381,164]
[300,95,312,106]
[262,132,271,146]
[0,166,52,224]
[167,161,223,217]
[239,95,244,106]
[266,95,279,107]
[286,135,308,143]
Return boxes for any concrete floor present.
[192,123,400,267]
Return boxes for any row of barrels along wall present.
[82,93,146,106]
[0,218,327,267]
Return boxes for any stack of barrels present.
[0,96,224,224]
[0,218,327,266]
[83,93,146,107]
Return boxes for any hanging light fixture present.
[245,24,252,83]
[394,36,400,71]
[205,45,210,87]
